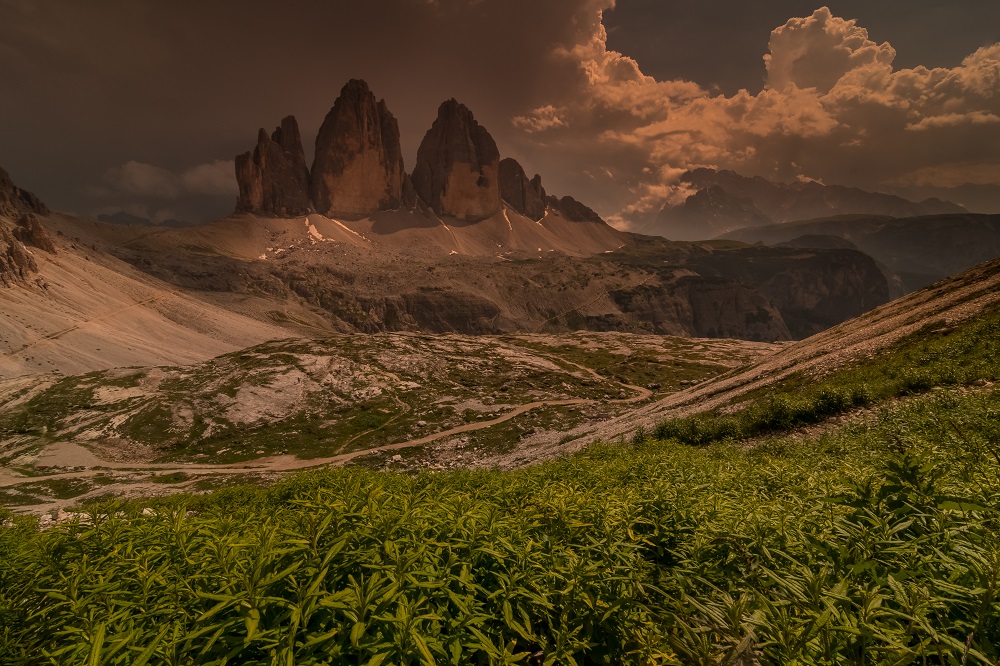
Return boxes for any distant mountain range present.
[721,213,1000,292]
[639,168,967,241]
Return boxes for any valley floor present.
[0,332,776,515]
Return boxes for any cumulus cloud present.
[511,4,1000,221]
[512,105,570,132]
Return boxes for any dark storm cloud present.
[1,0,998,224]
[0,0,600,221]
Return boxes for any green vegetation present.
[655,309,1000,446]
[2,306,999,663]
[2,383,999,664]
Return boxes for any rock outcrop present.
[235,116,312,216]
[0,224,38,287]
[412,100,500,220]
[311,80,405,217]
[14,213,56,254]
[499,158,546,221]
[547,195,604,223]
[0,167,56,286]
[0,166,48,218]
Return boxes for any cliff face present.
[610,278,790,340]
[0,168,55,287]
[499,158,546,221]
[235,116,312,216]
[412,99,501,220]
[310,80,405,216]
[0,167,48,218]
[688,246,890,338]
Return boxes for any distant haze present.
[1,0,998,225]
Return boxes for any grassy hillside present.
[2,304,999,663]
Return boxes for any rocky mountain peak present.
[499,158,546,221]
[235,115,312,216]
[412,99,500,220]
[310,79,405,217]
[546,195,604,224]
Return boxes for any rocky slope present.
[310,79,405,216]
[645,168,967,240]
[235,116,312,216]
[722,213,1000,292]
[495,254,1000,468]
[0,168,56,287]
[0,167,49,218]
[411,99,501,220]
[96,210,891,343]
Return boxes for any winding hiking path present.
[1,364,653,513]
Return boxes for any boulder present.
[235,116,312,216]
[499,158,546,221]
[311,79,405,216]
[412,99,500,220]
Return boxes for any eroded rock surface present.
[235,116,312,216]
[0,167,54,286]
[311,80,405,216]
[412,100,500,220]
[0,167,48,218]
[499,158,546,221]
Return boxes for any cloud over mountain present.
[510,5,1000,225]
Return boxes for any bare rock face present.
[235,116,312,216]
[401,173,419,209]
[0,224,37,287]
[0,167,54,286]
[0,166,48,218]
[14,213,56,254]
[546,195,604,223]
[412,99,500,220]
[311,80,405,217]
[499,158,546,221]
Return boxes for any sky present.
[1,0,998,225]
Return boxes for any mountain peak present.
[310,79,405,216]
[235,115,312,216]
[412,99,500,220]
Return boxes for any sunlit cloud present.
[513,4,1000,219]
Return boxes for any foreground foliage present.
[654,306,1000,446]
[2,383,1000,664]
[4,301,1000,664]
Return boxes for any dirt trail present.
[486,257,1000,468]
[2,368,652,513]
